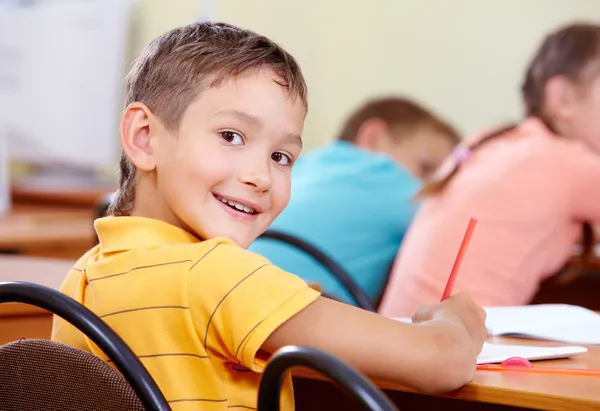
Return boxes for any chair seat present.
[0,339,145,411]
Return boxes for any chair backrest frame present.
[258,230,376,312]
[257,345,399,411]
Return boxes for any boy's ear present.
[120,102,158,172]
[354,118,389,150]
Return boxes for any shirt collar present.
[95,216,201,254]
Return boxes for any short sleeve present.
[188,240,320,371]
[567,143,600,222]
[51,268,88,349]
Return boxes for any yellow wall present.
[134,0,201,49]
[135,0,600,150]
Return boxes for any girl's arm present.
[568,144,600,222]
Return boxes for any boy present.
[249,97,459,305]
[52,22,486,411]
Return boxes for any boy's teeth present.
[219,196,255,214]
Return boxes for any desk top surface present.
[0,255,73,285]
[443,336,600,411]
[295,336,600,411]
[0,255,73,316]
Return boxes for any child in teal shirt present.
[249,97,459,305]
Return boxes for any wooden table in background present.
[0,203,96,259]
[0,256,73,345]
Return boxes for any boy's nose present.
[240,168,272,192]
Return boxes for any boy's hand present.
[411,293,487,355]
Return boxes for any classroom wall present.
[136,0,600,150]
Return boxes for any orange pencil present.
[441,217,478,301]
[477,363,600,376]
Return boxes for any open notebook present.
[484,304,600,345]
[395,304,600,345]
[477,342,587,364]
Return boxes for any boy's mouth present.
[214,194,258,215]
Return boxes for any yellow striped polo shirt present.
[51,216,320,411]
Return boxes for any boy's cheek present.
[275,191,291,215]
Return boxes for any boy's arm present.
[188,241,484,393]
[263,294,486,394]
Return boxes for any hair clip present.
[453,146,472,163]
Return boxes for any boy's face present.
[143,69,306,248]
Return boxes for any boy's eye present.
[220,131,244,145]
[272,152,292,166]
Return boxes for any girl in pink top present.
[379,23,600,317]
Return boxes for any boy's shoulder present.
[73,245,100,270]
[103,236,273,274]
[181,238,273,273]
[92,216,275,275]
[61,237,277,296]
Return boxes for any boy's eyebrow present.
[215,109,261,126]
[285,133,303,150]
[215,109,303,148]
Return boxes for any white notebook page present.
[484,304,600,345]
[478,342,587,364]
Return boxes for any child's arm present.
[263,293,486,394]
[568,144,600,221]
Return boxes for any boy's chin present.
[188,219,266,248]
[226,235,254,249]
[201,229,256,249]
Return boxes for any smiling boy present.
[52,22,486,411]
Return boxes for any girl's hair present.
[419,23,600,282]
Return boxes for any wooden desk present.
[0,256,73,345]
[293,337,600,411]
[450,337,600,410]
[0,204,96,259]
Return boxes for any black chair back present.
[257,345,399,411]
[258,230,375,312]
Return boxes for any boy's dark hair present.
[419,22,600,282]
[337,97,460,145]
[108,21,308,216]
